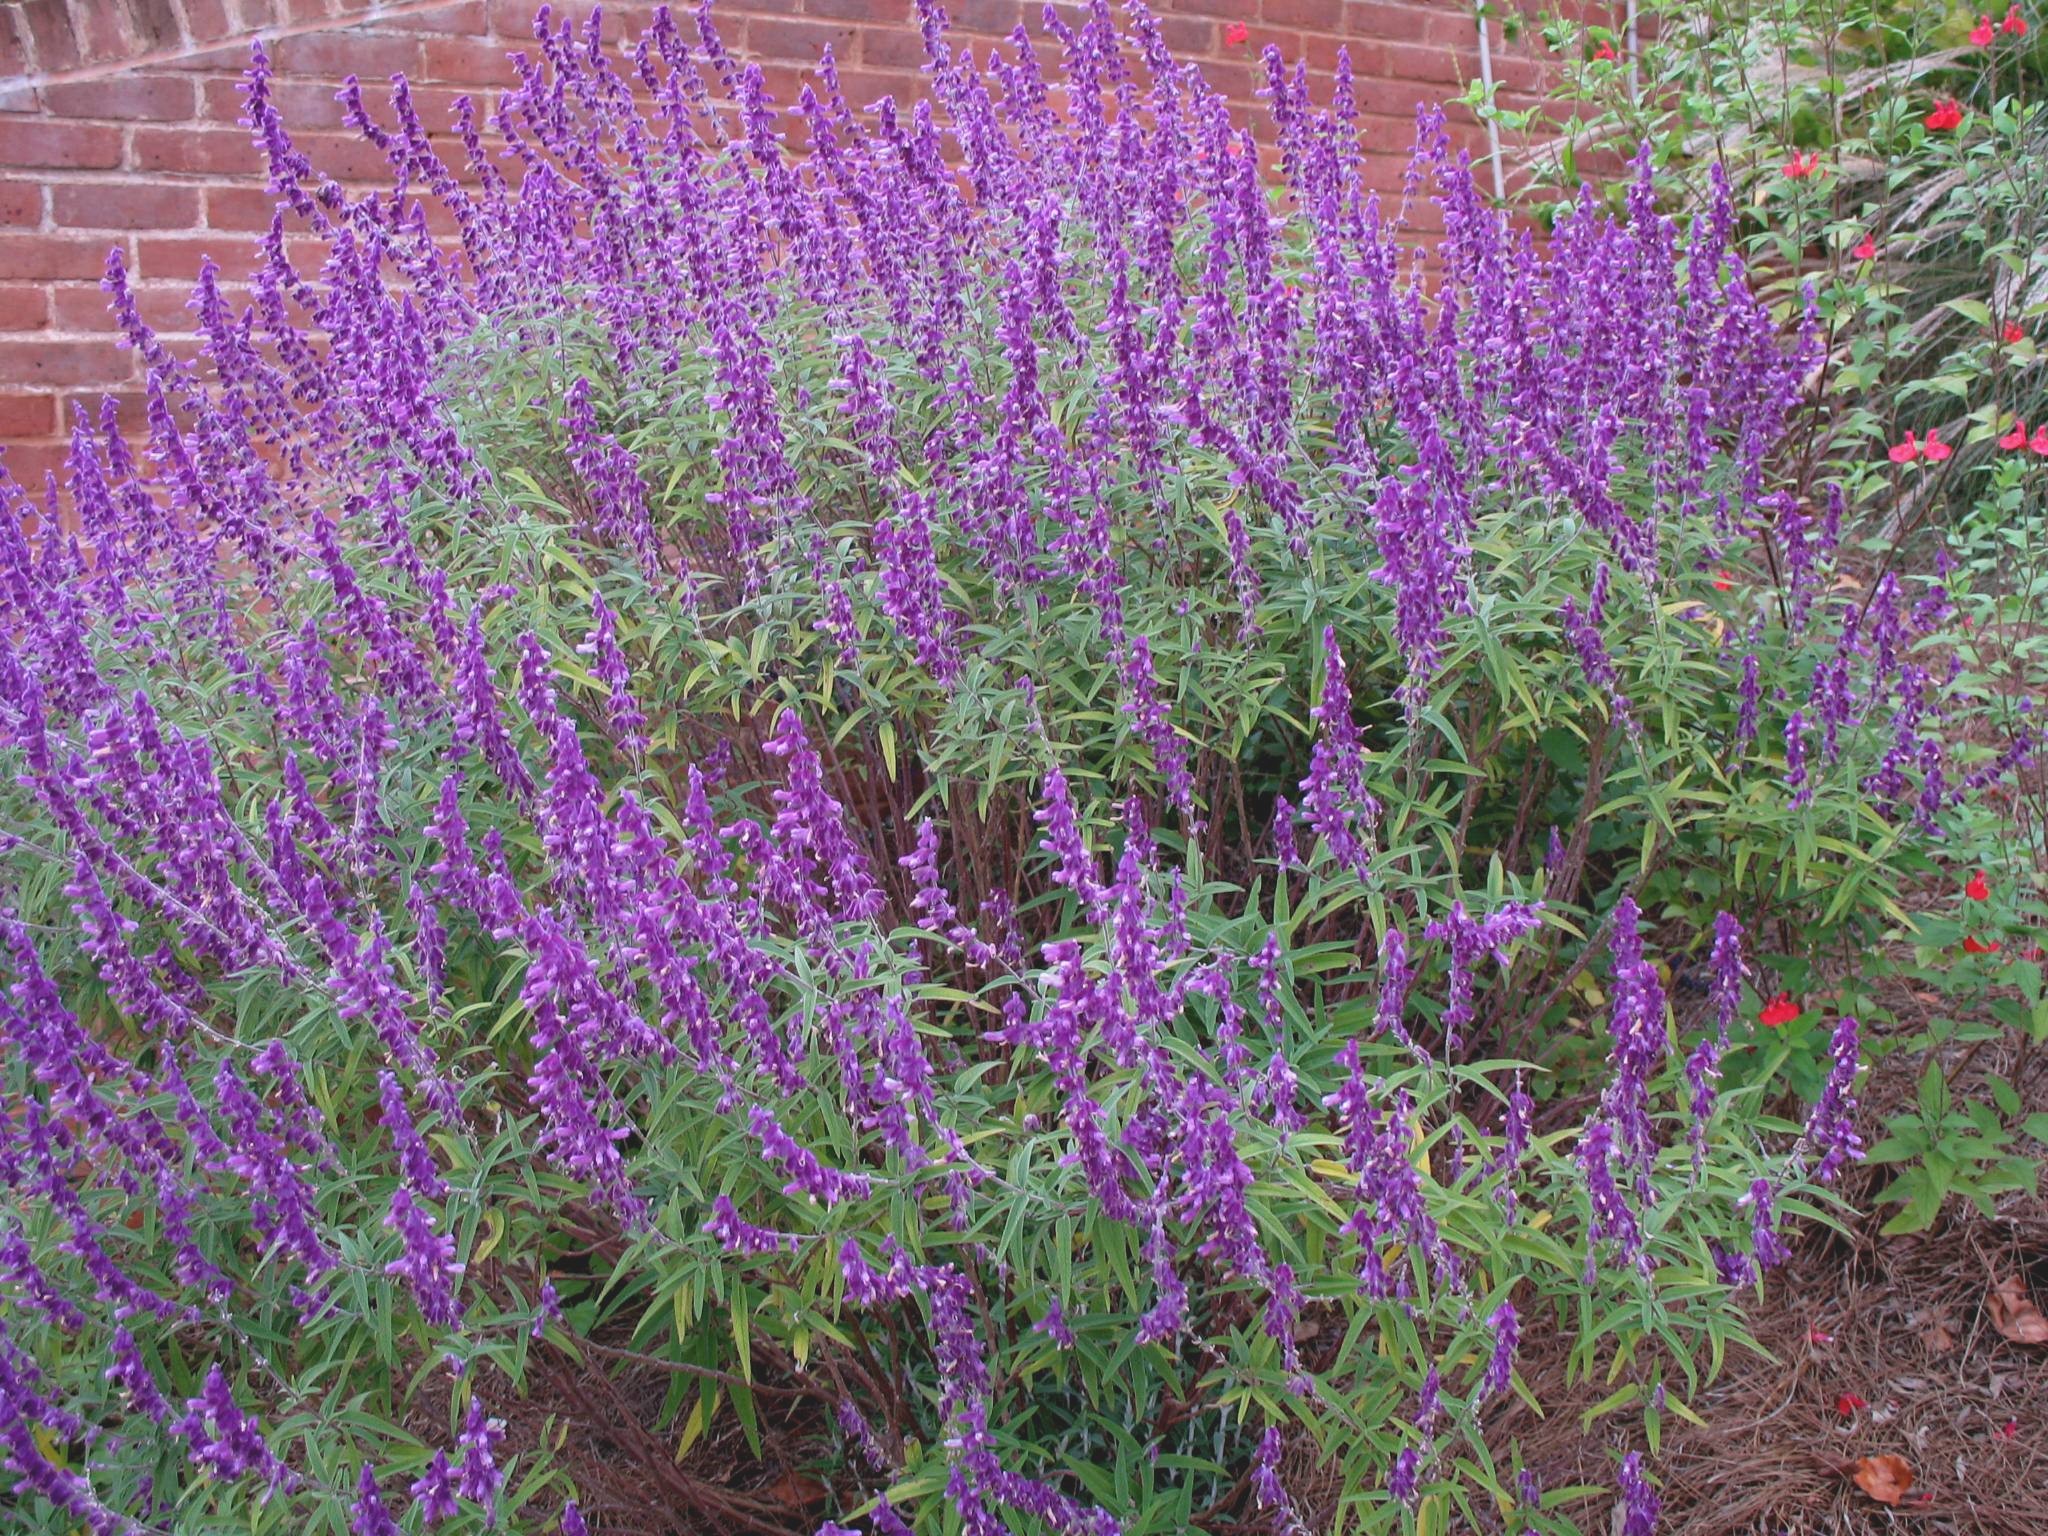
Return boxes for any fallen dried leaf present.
[1987,1276,2048,1345]
[1917,1310,1958,1356]
[1852,1454,1915,1504]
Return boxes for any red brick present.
[1262,0,1348,28]
[0,120,123,170]
[63,390,150,434]
[206,75,352,131]
[157,44,257,73]
[56,280,233,333]
[182,0,235,43]
[268,31,424,79]
[1343,1,1476,47]
[40,75,199,123]
[69,0,135,64]
[131,126,260,177]
[0,443,70,486]
[0,236,120,281]
[127,0,185,50]
[54,184,204,231]
[1156,16,1214,55]
[422,35,520,86]
[1382,39,1475,85]
[18,0,83,74]
[0,340,136,389]
[0,181,40,226]
[804,0,912,20]
[829,70,934,112]
[134,234,267,281]
[0,7,30,79]
[742,15,861,65]
[51,285,125,331]
[205,186,285,231]
[0,394,58,440]
[861,26,932,70]
[512,4,664,42]
[0,285,51,332]
[293,132,412,184]
[944,0,1027,36]
[374,1,489,34]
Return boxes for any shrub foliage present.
[0,4,2035,1535]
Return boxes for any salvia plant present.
[0,3,2038,1535]
[1521,0,2048,1225]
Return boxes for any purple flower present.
[1420,899,1542,1054]
[1033,1296,1076,1350]
[176,1365,296,1492]
[1578,1120,1647,1280]
[1298,628,1381,879]
[702,1193,800,1256]
[749,1104,873,1206]
[350,1463,401,1536]
[455,1398,504,1519]
[1598,896,1669,1196]
[1616,1450,1659,1536]
[1481,1301,1518,1399]
[577,591,648,755]
[383,1185,465,1327]
[1804,1014,1864,1183]
[410,1450,460,1526]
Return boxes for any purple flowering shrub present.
[0,4,2038,1535]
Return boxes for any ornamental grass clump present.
[0,3,2037,1534]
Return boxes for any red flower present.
[2004,321,2027,344]
[1713,570,1733,591]
[1966,869,1990,901]
[1963,935,2003,954]
[1837,1392,1869,1415]
[1888,431,1921,463]
[1852,233,1878,261]
[1923,428,1953,462]
[2004,5,2028,35]
[1925,97,1965,131]
[1759,993,1801,1028]
[1783,151,1820,180]
[2034,425,2048,455]
[1808,1325,1836,1345]
[2001,420,2030,450]
[1972,13,1997,44]
[1594,41,1617,60]
[1997,1419,2020,1439]
[1224,21,1249,46]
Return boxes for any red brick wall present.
[0,0,1568,483]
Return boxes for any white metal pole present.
[1626,0,1641,103]
[1474,3,1506,201]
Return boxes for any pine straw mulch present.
[398,1333,834,1536]
[1500,1001,2048,1536]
